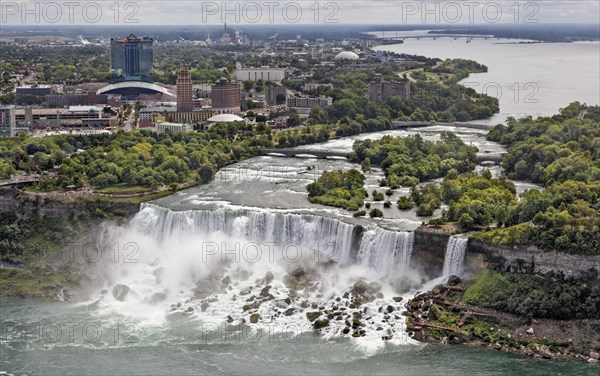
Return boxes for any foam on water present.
[88,204,424,350]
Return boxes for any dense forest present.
[475,103,600,255]
[0,123,272,191]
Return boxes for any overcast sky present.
[2,1,599,25]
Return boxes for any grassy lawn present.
[96,184,151,194]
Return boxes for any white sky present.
[1,1,599,25]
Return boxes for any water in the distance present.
[375,39,600,124]
[442,237,469,277]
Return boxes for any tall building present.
[368,76,410,102]
[110,34,154,83]
[0,105,16,137]
[266,85,287,106]
[176,68,194,112]
[211,79,241,114]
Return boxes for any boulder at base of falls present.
[306,311,321,322]
[353,280,368,294]
[589,351,599,360]
[112,284,130,302]
[150,292,167,304]
[392,296,403,302]
[265,271,274,283]
[447,275,461,286]
[367,282,382,294]
[250,313,260,323]
[313,319,330,329]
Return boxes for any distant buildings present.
[46,92,108,107]
[0,105,16,137]
[110,34,154,83]
[156,121,192,133]
[14,106,116,129]
[236,67,286,82]
[211,79,241,114]
[367,76,411,102]
[303,83,334,92]
[16,85,53,97]
[287,96,332,115]
[266,85,287,106]
[176,68,194,112]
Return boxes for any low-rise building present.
[368,76,411,102]
[236,67,286,82]
[155,121,192,133]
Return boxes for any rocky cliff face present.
[410,230,450,278]
[467,239,600,279]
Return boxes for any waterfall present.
[132,203,359,265]
[356,226,414,280]
[442,236,468,276]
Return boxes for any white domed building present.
[334,51,360,61]
[207,114,244,123]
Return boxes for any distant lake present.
[374,38,600,124]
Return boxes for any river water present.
[2,40,599,375]
[374,38,600,124]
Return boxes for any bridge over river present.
[259,148,505,164]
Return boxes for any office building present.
[211,79,241,114]
[368,76,411,102]
[236,67,286,82]
[110,34,154,83]
[266,85,287,106]
[176,68,194,112]
[0,105,16,137]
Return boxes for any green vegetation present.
[463,270,600,320]
[476,103,600,254]
[397,196,414,210]
[306,169,366,211]
[443,172,517,229]
[369,208,384,218]
[0,123,272,191]
[350,133,477,185]
[412,184,442,217]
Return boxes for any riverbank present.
[404,275,600,364]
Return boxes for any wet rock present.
[432,284,449,295]
[311,302,318,309]
[291,268,306,278]
[386,305,395,313]
[447,275,461,286]
[428,305,441,321]
[306,311,321,322]
[150,292,167,304]
[588,358,598,364]
[284,297,292,305]
[201,302,209,312]
[250,313,260,323]
[112,284,130,302]
[301,301,309,308]
[100,289,108,295]
[392,296,403,303]
[221,276,231,287]
[260,285,272,297]
[353,280,368,294]
[590,352,600,360]
[342,327,350,334]
[367,282,382,294]
[284,308,295,316]
[313,319,330,329]
[376,292,384,299]
[243,304,251,311]
[265,271,274,283]
[153,267,165,283]
[526,327,534,335]
[376,327,383,331]
[227,315,234,323]
[186,307,194,313]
